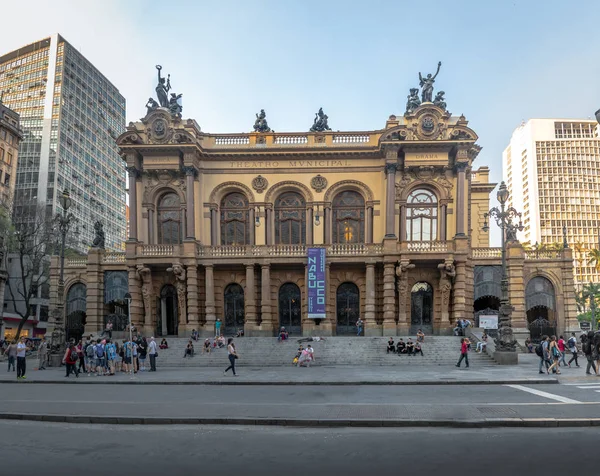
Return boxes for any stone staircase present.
[149,336,497,367]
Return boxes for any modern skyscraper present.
[503,118,600,286]
[0,34,126,252]
[0,98,21,212]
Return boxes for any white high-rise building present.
[502,118,600,287]
[0,34,127,252]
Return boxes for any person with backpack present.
[105,339,117,376]
[567,332,580,368]
[95,339,105,376]
[63,343,79,378]
[85,339,96,374]
[546,336,561,375]
[536,335,550,374]
[583,331,598,375]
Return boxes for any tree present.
[4,205,57,341]
[581,283,600,330]
[587,248,600,272]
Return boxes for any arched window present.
[275,192,306,245]
[66,283,87,315]
[332,191,365,244]
[406,189,438,241]
[158,192,181,244]
[220,192,250,245]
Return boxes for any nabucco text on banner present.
[307,248,326,319]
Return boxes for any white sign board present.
[479,315,498,329]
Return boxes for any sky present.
[3,0,600,245]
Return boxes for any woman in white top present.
[223,338,238,376]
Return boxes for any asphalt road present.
[2,383,600,422]
[0,421,596,476]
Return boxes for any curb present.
[0,378,558,386]
[1,413,598,428]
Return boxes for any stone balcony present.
[208,131,377,149]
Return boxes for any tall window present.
[332,191,365,244]
[220,192,249,245]
[275,192,306,245]
[406,189,438,241]
[158,192,181,244]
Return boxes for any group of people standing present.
[536,333,580,375]
[2,335,31,379]
[62,334,158,377]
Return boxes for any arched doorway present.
[66,283,87,342]
[336,282,360,335]
[224,284,245,335]
[279,283,301,335]
[159,285,178,336]
[473,266,502,329]
[526,276,556,342]
[411,282,433,334]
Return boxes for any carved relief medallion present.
[252,175,269,194]
[311,174,328,193]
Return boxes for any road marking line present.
[577,386,600,389]
[504,384,581,403]
[563,383,600,386]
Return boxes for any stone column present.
[398,203,406,242]
[244,263,257,333]
[186,265,200,332]
[147,207,154,244]
[126,166,139,241]
[366,204,374,244]
[364,262,376,334]
[306,207,313,245]
[506,243,526,331]
[204,265,216,336]
[249,208,256,245]
[455,162,467,237]
[384,163,397,238]
[183,166,196,240]
[210,206,218,246]
[440,204,447,241]
[127,265,144,335]
[260,264,273,334]
[397,272,409,334]
[382,262,396,335]
[324,261,334,335]
[265,206,273,246]
[84,248,104,335]
[452,261,467,325]
[324,205,332,244]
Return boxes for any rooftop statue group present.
[146,65,183,117]
[251,107,331,133]
[405,61,447,114]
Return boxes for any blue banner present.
[307,248,326,319]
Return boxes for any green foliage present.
[588,248,600,272]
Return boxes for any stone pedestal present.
[493,351,518,365]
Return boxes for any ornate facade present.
[48,101,579,342]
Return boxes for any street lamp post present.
[483,181,523,355]
[50,189,75,363]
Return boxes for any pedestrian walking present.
[535,336,549,373]
[4,340,17,372]
[63,344,79,377]
[356,318,364,336]
[567,332,579,368]
[37,336,48,370]
[547,335,561,375]
[148,337,158,371]
[16,336,27,379]
[455,337,469,368]
[583,331,598,375]
[557,335,568,367]
[223,337,238,376]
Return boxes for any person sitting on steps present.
[183,340,194,358]
[203,338,211,354]
[416,329,425,343]
[414,340,424,356]
[396,339,407,355]
[159,338,168,349]
[387,337,395,354]
[278,327,289,342]
[406,338,415,356]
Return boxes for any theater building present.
[48,96,578,342]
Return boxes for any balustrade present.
[102,252,126,263]
[66,258,87,268]
[214,136,250,146]
[274,135,308,145]
[472,247,502,258]
[141,244,174,256]
[525,249,562,259]
[406,241,449,252]
[332,134,370,144]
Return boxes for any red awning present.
[2,317,39,324]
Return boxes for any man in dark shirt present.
[406,338,415,356]
[387,338,395,354]
[396,339,407,355]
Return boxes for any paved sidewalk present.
[0,363,566,385]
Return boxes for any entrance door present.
[410,282,433,334]
[66,311,86,343]
[336,282,360,335]
[159,285,178,336]
[224,284,245,335]
[279,283,301,336]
